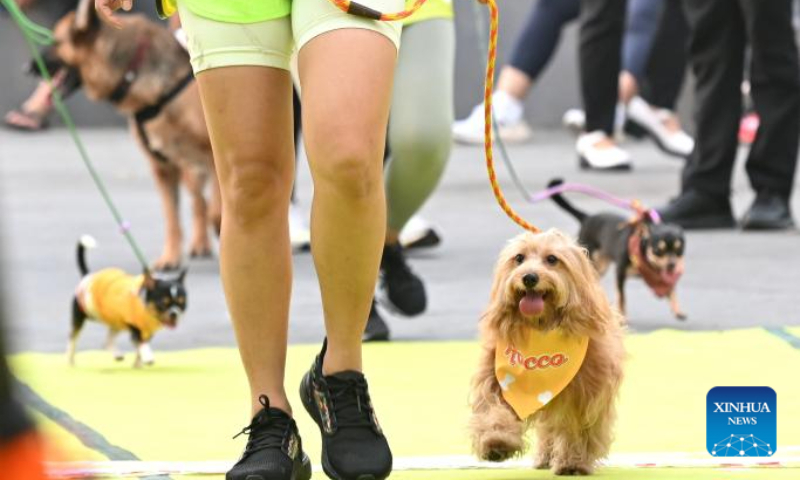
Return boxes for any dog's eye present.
[546,255,559,266]
[514,254,525,265]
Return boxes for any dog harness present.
[78,269,162,340]
[495,330,588,419]
[628,229,683,298]
[107,36,194,165]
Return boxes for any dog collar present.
[108,37,151,104]
[628,231,683,297]
[495,330,588,419]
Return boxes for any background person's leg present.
[299,29,397,375]
[453,0,579,145]
[386,19,454,239]
[619,0,664,104]
[680,0,745,200]
[580,0,627,136]
[369,19,456,329]
[658,0,742,229]
[741,0,800,197]
[576,0,632,170]
[642,0,689,111]
[740,0,800,229]
[503,0,580,96]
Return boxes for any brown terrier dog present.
[49,0,220,270]
[469,230,624,475]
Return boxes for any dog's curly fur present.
[469,230,625,475]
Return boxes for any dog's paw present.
[534,459,551,470]
[534,452,552,469]
[476,435,523,462]
[114,354,124,362]
[553,464,593,476]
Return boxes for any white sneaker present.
[289,204,311,252]
[562,108,586,134]
[452,91,532,145]
[576,131,632,171]
[563,104,627,142]
[399,215,441,251]
[626,96,694,158]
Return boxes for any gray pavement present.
[1,128,798,353]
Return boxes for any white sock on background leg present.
[492,91,524,124]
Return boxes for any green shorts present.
[178,0,403,74]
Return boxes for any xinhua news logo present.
[707,387,776,457]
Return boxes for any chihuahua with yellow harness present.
[68,236,187,368]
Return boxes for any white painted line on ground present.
[47,449,800,477]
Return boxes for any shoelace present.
[233,395,290,456]
[327,376,376,429]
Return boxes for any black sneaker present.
[363,301,390,342]
[378,243,426,316]
[657,190,736,230]
[741,190,795,230]
[300,341,392,480]
[227,395,312,480]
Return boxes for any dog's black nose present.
[523,273,539,288]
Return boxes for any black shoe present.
[363,301,390,342]
[227,395,312,480]
[741,191,795,230]
[300,341,392,480]
[657,190,736,230]
[378,243,426,316]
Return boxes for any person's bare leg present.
[4,81,52,128]
[496,66,534,101]
[195,67,295,415]
[618,71,639,105]
[299,30,396,375]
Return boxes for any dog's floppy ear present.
[558,244,617,335]
[177,268,188,283]
[74,0,100,33]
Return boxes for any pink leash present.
[530,182,662,224]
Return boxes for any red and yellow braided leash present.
[332,0,541,233]
[479,0,540,233]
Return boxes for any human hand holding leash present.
[95,0,132,29]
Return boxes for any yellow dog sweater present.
[76,269,161,341]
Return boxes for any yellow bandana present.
[495,330,589,419]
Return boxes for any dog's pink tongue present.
[519,291,544,318]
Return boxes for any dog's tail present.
[548,179,588,223]
[76,235,97,277]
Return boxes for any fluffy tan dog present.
[469,230,625,475]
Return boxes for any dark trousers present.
[509,0,580,80]
[580,0,628,134]
[642,0,689,110]
[682,0,800,199]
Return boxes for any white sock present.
[492,91,524,125]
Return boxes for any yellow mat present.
[10,327,800,478]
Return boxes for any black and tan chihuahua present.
[548,179,687,321]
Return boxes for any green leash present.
[2,0,150,271]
